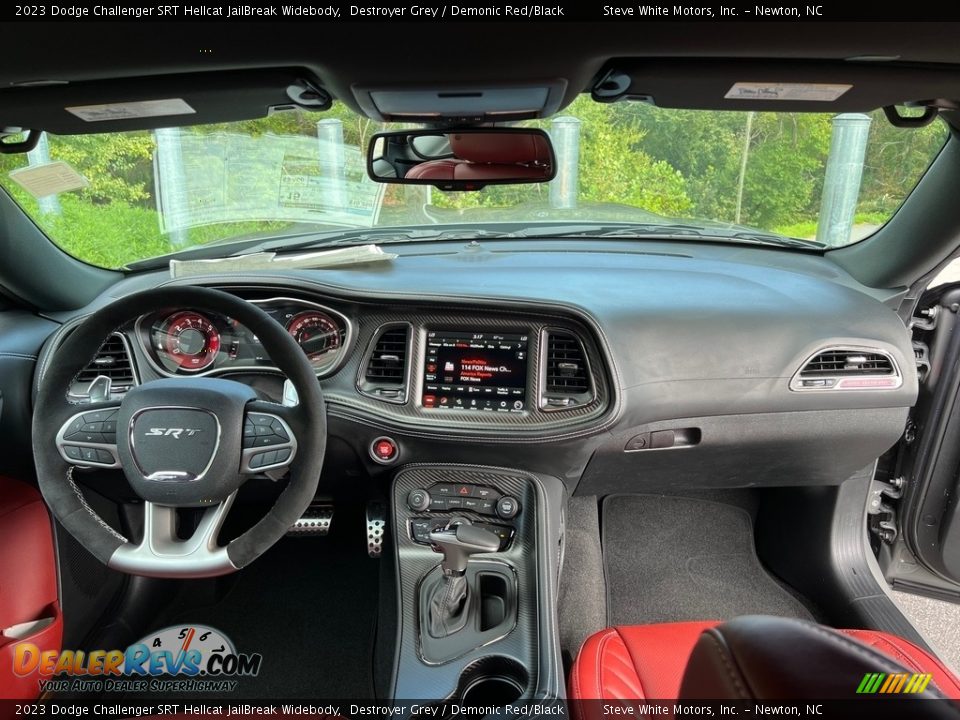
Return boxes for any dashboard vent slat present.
[364,327,409,383]
[545,331,590,394]
[799,349,894,377]
[76,334,135,392]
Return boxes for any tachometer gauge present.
[158,311,221,372]
[286,311,342,361]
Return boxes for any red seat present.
[406,132,552,182]
[0,477,63,700]
[569,620,960,701]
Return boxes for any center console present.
[389,465,565,702]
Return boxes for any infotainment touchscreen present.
[422,330,529,413]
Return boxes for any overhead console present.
[351,81,567,123]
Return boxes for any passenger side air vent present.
[540,329,594,410]
[791,347,901,391]
[358,324,411,403]
[74,333,136,396]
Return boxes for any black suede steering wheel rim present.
[32,286,327,577]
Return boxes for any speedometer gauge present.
[158,311,221,372]
[286,311,342,361]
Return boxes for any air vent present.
[541,330,593,410]
[358,325,410,403]
[800,350,894,376]
[75,334,136,393]
[791,346,901,391]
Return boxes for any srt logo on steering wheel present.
[144,427,203,439]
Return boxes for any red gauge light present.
[158,311,221,372]
[286,311,342,361]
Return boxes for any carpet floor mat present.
[602,494,814,625]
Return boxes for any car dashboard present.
[10,237,922,701]
[30,237,917,488]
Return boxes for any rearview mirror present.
[367,128,556,191]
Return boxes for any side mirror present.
[367,128,555,191]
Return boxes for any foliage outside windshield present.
[0,97,948,269]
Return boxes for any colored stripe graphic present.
[857,672,932,694]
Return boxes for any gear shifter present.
[425,522,501,637]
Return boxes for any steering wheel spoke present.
[242,401,298,475]
[56,402,122,469]
[109,493,237,578]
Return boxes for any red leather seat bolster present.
[405,159,460,180]
[0,476,63,700]
[569,622,960,700]
[406,158,548,181]
[569,622,719,700]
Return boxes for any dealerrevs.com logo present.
[14,625,261,694]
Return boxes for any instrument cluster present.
[137,297,350,377]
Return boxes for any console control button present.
[496,496,520,519]
[473,486,500,500]
[475,522,515,548]
[410,519,434,543]
[410,518,515,550]
[407,489,431,512]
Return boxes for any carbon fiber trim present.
[392,465,550,699]
[325,311,610,430]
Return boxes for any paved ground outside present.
[893,590,960,674]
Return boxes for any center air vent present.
[73,333,136,397]
[358,324,411,403]
[791,346,900,391]
[541,329,594,410]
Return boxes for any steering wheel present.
[32,286,327,579]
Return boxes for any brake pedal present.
[366,501,386,558]
[288,502,334,536]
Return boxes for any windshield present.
[0,98,948,269]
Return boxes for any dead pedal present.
[366,501,386,558]
[288,502,334,536]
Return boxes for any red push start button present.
[370,436,399,464]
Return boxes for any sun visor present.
[0,68,331,136]
[591,59,960,113]
[352,80,567,123]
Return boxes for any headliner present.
[2,22,960,132]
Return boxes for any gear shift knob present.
[428,523,501,575]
